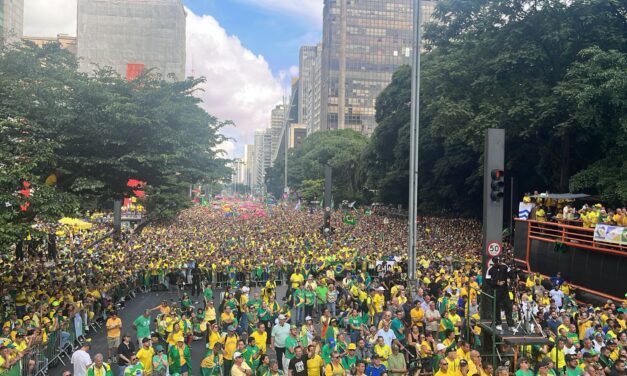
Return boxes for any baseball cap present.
[234,352,242,358]
[227,325,236,332]
[305,316,312,321]
[377,287,385,291]
[348,343,356,350]
[278,314,286,320]
[142,337,151,344]
[436,343,447,351]
[460,360,468,367]
[565,354,577,362]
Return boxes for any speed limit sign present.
[487,241,502,257]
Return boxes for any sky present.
[22,0,323,158]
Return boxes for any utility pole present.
[408,0,422,281]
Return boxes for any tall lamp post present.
[408,0,422,281]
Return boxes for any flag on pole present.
[364,208,372,216]
[348,201,356,209]
[295,200,301,211]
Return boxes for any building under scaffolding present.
[77,0,186,80]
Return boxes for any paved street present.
[50,285,289,376]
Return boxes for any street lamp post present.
[408,0,422,281]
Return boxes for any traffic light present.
[490,169,505,201]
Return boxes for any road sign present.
[487,241,502,257]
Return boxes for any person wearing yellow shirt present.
[548,338,566,369]
[410,301,425,329]
[290,271,305,290]
[372,288,386,325]
[106,311,122,363]
[207,323,222,351]
[435,359,452,376]
[136,338,155,375]
[222,326,239,375]
[373,337,391,368]
[221,306,236,331]
[250,323,268,353]
[456,341,472,364]
[205,300,217,324]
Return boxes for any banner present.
[593,224,627,245]
[518,202,535,219]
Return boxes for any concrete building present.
[298,46,317,125]
[252,130,273,192]
[244,144,254,188]
[77,0,186,80]
[270,104,286,164]
[1,0,23,44]
[23,34,77,55]
[305,43,323,135]
[318,0,436,136]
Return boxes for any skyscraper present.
[244,144,254,188]
[305,43,323,135]
[318,0,436,136]
[270,104,286,164]
[1,0,23,45]
[299,46,317,125]
[77,0,186,80]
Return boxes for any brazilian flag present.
[343,211,357,226]
[364,208,372,216]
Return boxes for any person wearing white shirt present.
[71,343,92,376]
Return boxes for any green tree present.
[265,130,369,202]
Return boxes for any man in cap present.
[223,325,240,376]
[284,325,301,372]
[152,345,168,376]
[271,314,290,371]
[136,338,155,376]
[168,336,191,376]
[486,256,515,331]
[342,343,358,372]
[71,340,92,376]
[365,355,387,376]
[231,351,252,376]
[117,334,135,376]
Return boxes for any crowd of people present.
[0,200,625,376]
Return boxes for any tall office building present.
[270,104,286,164]
[318,0,436,136]
[1,0,23,44]
[244,144,254,188]
[77,0,186,80]
[305,43,323,135]
[299,46,317,125]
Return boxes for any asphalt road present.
[50,285,288,376]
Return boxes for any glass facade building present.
[320,0,435,136]
[1,0,23,45]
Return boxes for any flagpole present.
[408,0,422,281]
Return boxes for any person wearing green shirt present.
[133,310,152,342]
[315,285,328,317]
[244,337,262,370]
[283,325,301,371]
[203,283,214,307]
[347,309,362,344]
[390,311,406,344]
[514,358,534,376]
[321,340,335,365]
[293,285,305,326]
[256,354,270,376]
[342,343,358,373]
[304,286,316,320]
[564,355,583,376]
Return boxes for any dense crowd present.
[1,202,625,376]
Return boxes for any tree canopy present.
[0,42,230,249]
[265,129,369,202]
[364,0,627,216]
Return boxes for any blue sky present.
[184,0,322,78]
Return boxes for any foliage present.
[0,42,230,248]
[265,130,369,202]
[364,0,627,215]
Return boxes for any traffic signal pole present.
[481,129,505,319]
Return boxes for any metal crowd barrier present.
[1,274,142,376]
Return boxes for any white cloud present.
[23,0,77,37]
[235,0,323,29]
[186,9,283,157]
